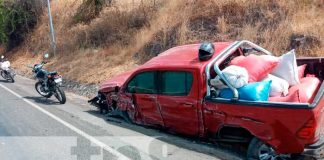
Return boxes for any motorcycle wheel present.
[0,71,14,83]
[35,82,52,98]
[0,71,5,79]
[7,73,14,83]
[54,86,66,104]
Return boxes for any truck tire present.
[247,137,291,160]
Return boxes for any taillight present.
[297,118,317,143]
[54,75,61,78]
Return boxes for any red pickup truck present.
[91,41,324,159]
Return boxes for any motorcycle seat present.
[49,71,58,75]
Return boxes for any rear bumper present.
[302,136,324,159]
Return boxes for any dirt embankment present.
[6,0,324,96]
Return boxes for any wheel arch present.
[215,125,254,143]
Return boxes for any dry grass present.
[8,0,324,84]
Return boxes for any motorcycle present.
[0,56,15,83]
[29,54,66,104]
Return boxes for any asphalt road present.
[0,75,244,160]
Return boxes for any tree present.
[0,0,40,50]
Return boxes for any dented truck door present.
[157,70,199,135]
[125,71,164,126]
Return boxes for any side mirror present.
[44,53,49,59]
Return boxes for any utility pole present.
[46,0,56,56]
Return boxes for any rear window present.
[160,71,193,96]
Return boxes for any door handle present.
[213,111,225,116]
[142,96,156,100]
[204,109,225,116]
[147,95,156,99]
[183,102,194,107]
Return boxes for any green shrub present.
[0,0,40,50]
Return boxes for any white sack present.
[263,74,289,97]
[210,65,248,89]
[271,50,300,86]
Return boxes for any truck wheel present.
[247,137,291,160]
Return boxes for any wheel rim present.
[36,83,50,96]
[258,144,290,160]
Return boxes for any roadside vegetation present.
[4,0,324,84]
[0,0,43,50]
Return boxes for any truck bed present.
[204,56,324,153]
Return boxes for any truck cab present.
[94,40,324,159]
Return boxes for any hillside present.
[5,0,324,86]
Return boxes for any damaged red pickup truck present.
[90,41,324,159]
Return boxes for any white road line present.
[0,84,130,160]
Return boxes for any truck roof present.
[140,42,232,70]
[99,42,232,92]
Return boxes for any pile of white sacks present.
[210,50,300,99]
